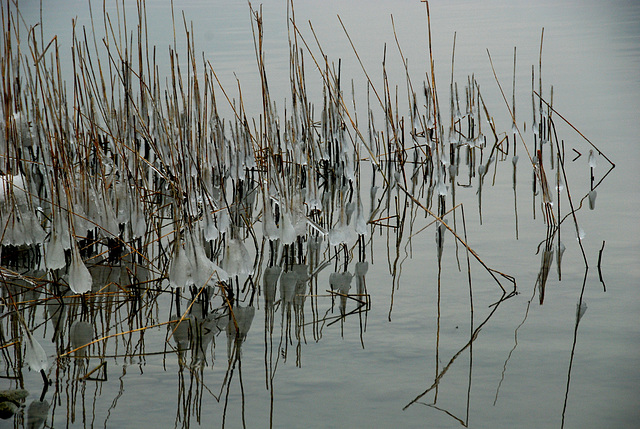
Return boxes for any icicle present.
[280,271,298,304]
[557,241,566,271]
[202,211,219,242]
[168,239,190,290]
[437,171,448,197]
[170,316,192,351]
[192,311,222,367]
[45,216,71,270]
[344,160,355,182]
[0,175,28,206]
[588,190,597,210]
[23,328,48,374]
[231,305,255,336]
[23,210,46,246]
[307,195,321,213]
[369,185,379,215]
[292,264,309,308]
[14,112,34,149]
[114,181,131,226]
[130,200,147,238]
[188,232,229,285]
[222,238,253,276]
[262,203,278,241]
[89,183,118,236]
[355,261,369,295]
[291,206,307,237]
[576,301,587,323]
[329,225,355,246]
[280,210,296,244]
[448,162,458,179]
[217,209,230,235]
[329,272,352,294]
[263,266,282,307]
[355,201,368,237]
[26,399,50,428]
[329,271,353,315]
[588,150,597,168]
[67,243,92,294]
[226,305,255,359]
[308,235,323,254]
[393,171,402,187]
[70,320,94,356]
[345,202,356,225]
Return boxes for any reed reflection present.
[0,1,615,428]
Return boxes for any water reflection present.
[26,397,50,429]
[0,1,618,427]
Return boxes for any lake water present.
[2,1,639,428]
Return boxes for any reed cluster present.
[0,1,613,427]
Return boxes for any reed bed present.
[0,1,613,427]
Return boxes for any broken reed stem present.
[534,91,615,170]
[486,50,534,166]
[404,288,511,410]
[549,119,589,267]
[397,183,515,294]
[425,1,441,155]
[58,318,178,358]
[0,339,20,350]
[597,240,606,292]
[80,361,107,380]
[487,48,558,226]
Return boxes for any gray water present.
[2,1,639,428]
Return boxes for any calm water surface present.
[3,1,639,428]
